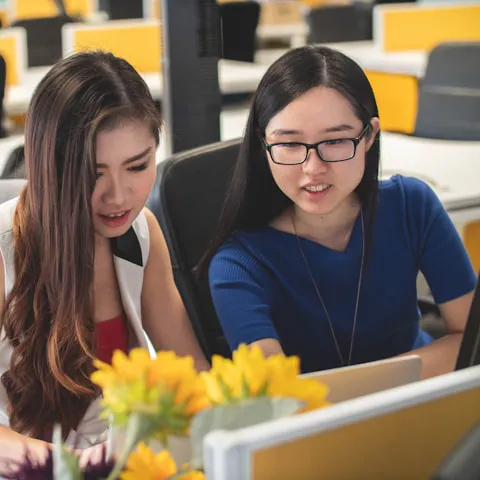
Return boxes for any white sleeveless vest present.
[0,197,151,447]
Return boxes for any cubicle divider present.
[0,8,7,27]
[374,2,480,52]
[9,0,96,22]
[62,19,162,74]
[203,365,480,479]
[366,71,418,134]
[0,27,27,87]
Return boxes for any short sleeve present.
[402,176,477,303]
[209,241,280,351]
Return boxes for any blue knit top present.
[209,176,477,373]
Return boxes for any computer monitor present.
[456,273,480,370]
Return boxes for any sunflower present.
[201,344,329,411]
[120,443,204,480]
[91,349,210,436]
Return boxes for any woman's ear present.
[366,117,380,151]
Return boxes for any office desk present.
[4,60,269,117]
[380,132,480,227]
[326,41,426,78]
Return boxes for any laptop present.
[301,355,422,403]
[456,273,480,370]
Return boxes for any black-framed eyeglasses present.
[263,124,370,165]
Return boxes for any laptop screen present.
[455,274,480,370]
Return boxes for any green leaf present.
[189,396,304,469]
[52,425,83,480]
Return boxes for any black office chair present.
[11,15,78,67]
[105,0,143,19]
[414,42,480,141]
[146,139,241,359]
[219,1,260,63]
[307,4,373,44]
[1,145,26,179]
[0,178,26,204]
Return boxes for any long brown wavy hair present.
[0,51,161,439]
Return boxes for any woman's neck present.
[291,195,361,251]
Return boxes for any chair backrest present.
[414,42,480,140]
[1,145,25,179]
[146,138,241,359]
[106,0,144,20]
[307,4,372,44]
[0,178,26,204]
[219,1,260,63]
[12,15,77,67]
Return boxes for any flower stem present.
[105,414,150,480]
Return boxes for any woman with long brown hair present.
[0,51,209,465]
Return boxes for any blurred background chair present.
[306,4,373,44]
[11,15,78,67]
[104,0,144,20]
[414,42,480,141]
[219,1,260,63]
[147,138,241,360]
[1,145,25,179]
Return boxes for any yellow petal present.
[121,443,178,480]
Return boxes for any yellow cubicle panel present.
[253,386,480,478]
[377,3,480,52]
[464,221,480,273]
[62,20,162,73]
[0,28,27,86]
[0,9,8,26]
[366,71,418,134]
[10,0,95,20]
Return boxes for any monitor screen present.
[456,273,480,370]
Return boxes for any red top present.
[96,314,129,364]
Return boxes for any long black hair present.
[199,45,380,274]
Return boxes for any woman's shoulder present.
[378,174,441,213]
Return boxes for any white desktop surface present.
[255,42,427,78]
[4,60,269,117]
[327,41,427,77]
[380,132,480,211]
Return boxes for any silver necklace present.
[292,210,365,367]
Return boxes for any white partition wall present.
[203,365,480,479]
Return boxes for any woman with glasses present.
[201,45,476,379]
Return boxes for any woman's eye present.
[128,162,148,172]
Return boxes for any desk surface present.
[256,42,427,78]
[380,132,480,210]
[4,60,269,117]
